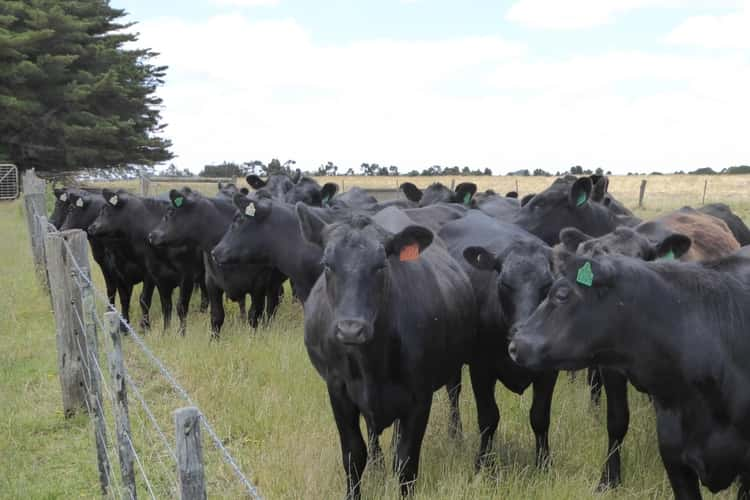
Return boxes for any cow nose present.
[335,320,369,344]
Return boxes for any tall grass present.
[1,175,744,498]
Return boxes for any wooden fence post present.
[35,215,51,291]
[24,192,47,274]
[175,407,207,500]
[638,179,647,208]
[44,230,90,417]
[140,175,150,197]
[702,179,708,205]
[79,279,111,495]
[106,311,137,500]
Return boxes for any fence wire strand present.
[59,222,263,499]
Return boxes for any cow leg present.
[366,421,384,468]
[588,366,603,406]
[237,295,246,320]
[597,369,629,490]
[208,284,224,339]
[176,277,194,337]
[265,279,283,321]
[530,370,558,469]
[158,285,173,332]
[739,474,750,500]
[469,361,499,470]
[327,384,367,500]
[139,278,155,332]
[198,280,209,313]
[117,281,133,333]
[248,289,265,329]
[394,400,431,497]
[103,271,117,307]
[446,368,463,439]
[655,406,702,500]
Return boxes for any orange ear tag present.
[399,243,420,262]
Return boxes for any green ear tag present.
[173,196,184,208]
[660,249,675,260]
[576,262,594,287]
[576,191,587,207]
[463,192,472,205]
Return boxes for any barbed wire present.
[59,225,263,500]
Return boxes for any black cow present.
[148,188,285,336]
[62,191,145,331]
[247,172,338,206]
[439,211,558,469]
[509,250,750,499]
[50,187,101,228]
[216,182,249,200]
[400,181,477,207]
[295,205,478,498]
[88,189,202,334]
[326,186,378,209]
[512,175,638,489]
[698,203,750,246]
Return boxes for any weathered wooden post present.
[702,179,708,205]
[106,311,137,500]
[638,179,647,208]
[35,215,51,291]
[515,179,519,194]
[139,175,150,197]
[450,178,455,190]
[78,278,111,495]
[24,192,47,273]
[175,407,207,500]
[45,229,90,417]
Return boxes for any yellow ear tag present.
[59,193,68,202]
[109,195,118,206]
[245,203,256,217]
[75,198,84,208]
[399,243,420,262]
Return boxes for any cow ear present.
[591,176,609,202]
[233,193,251,212]
[320,183,338,205]
[455,183,477,205]
[102,189,123,207]
[246,175,266,190]
[520,193,535,207]
[569,177,592,208]
[296,203,327,246]
[463,246,498,271]
[239,187,249,195]
[54,188,66,201]
[169,189,188,208]
[505,191,518,199]
[655,234,692,261]
[292,169,302,184]
[386,225,433,261]
[400,182,423,202]
[559,227,593,253]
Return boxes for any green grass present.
[1,189,744,499]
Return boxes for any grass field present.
[2,175,746,499]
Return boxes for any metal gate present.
[0,164,19,200]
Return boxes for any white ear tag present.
[59,193,68,202]
[109,195,119,206]
[245,203,256,217]
[75,198,84,208]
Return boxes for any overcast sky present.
[121,0,750,175]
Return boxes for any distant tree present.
[483,167,492,176]
[388,165,399,176]
[461,166,471,176]
[533,168,551,177]
[407,170,420,176]
[159,163,190,177]
[725,165,750,175]
[199,162,243,178]
[595,167,604,176]
[570,165,584,175]
[267,158,283,174]
[606,170,612,175]
[316,161,337,176]
[689,167,718,175]
[345,167,355,176]
[555,171,561,176]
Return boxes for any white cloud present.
[132,14,750,174]
[665,2,750,48]
[506,0,742,30]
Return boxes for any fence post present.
[139,175,150,196]
[175,407,207,500]
[702,179,708,205]
[638,179,647,208]
[44,230,90,417]
[35,215,51,292]
[106,311,137,500]
[79,279,111,495]
[24,192,47,273]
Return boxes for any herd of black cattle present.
[49,172,750,499]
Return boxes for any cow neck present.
[126,199,166,251]
[270,205,322,302]
[581,203,639,238]
[193,199,235,252]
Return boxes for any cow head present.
[508,250,620,371]
[400,182,477,207]
[297,203,433,345]
[560,226,692,261]
[87,189,130,237]
[513,176,594,245]
[50,188,72,229]
[148,188,202,247]
[61,192,103,232]
[211,194,274,267]
[464,240,553,328]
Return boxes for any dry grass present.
[2,175,747,498]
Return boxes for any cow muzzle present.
[334,319,372,345]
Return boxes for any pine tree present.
[0,0,173,171]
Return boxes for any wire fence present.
[21,169,263,500]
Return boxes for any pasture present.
[2,174,747,499]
